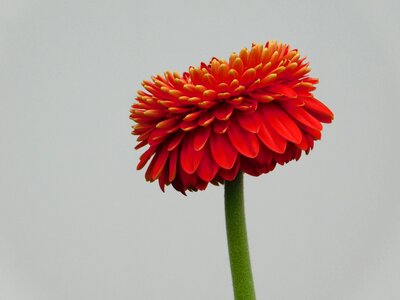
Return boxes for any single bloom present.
[130,41,333,193]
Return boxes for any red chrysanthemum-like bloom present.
[130,41,333,193]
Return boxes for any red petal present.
[227,117,259,158]
[198,112,215,126]
[136,128,152,143]
[268,84,297,98]
[151,146,169,180]
[283,105,322,131]
[148,128,168,146]
[145,153,157,181]
[214,104,233,120]
[137,145,157,170]
[156,117,179,129]
[299,124,321,140]
[296,132,309,151]
[167,131,185,151]
[213,119,230,134]
[255,143,275,167]
[237,111,261,133]
[143,108,165,118]
[171,178,186,195]
[169,148,178,182]
[193,125,211,151]
[158,170,167,192]
[198,101,217,109]
[262,104,302,144]
[180,133,204,174]
[253,143,274,166]
[135,140,147,150]
[306,135,315,152]
[311,113,334,124]
[194,178,208,190]
[176,163,194,193]
[258,119,287,154]
[232,57,244,75]
[277,97,305,106]
[275,144,298,165]
[240,157,262,176]
[183,111,202,122]
[197,143,219,182]
[303,98,334,119]
[219,160,240,181]
[180,121,197,131]
[168,106,191,114]
[240,68,256,86]
[210,132,238,169]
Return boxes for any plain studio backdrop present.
[1,0,399,299]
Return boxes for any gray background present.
[1,0,399,299]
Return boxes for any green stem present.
[224,172,256,300]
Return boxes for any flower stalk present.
[225,172,256,300]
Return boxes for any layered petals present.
[130,41,333,193]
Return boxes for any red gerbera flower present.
[130,41,333,193]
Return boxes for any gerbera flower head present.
[130,41,333,193]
